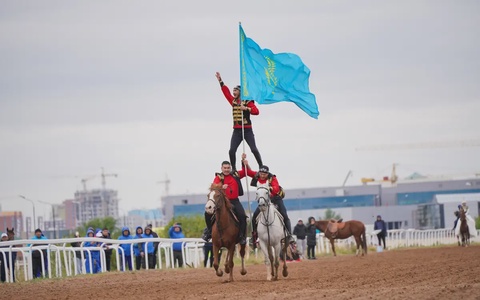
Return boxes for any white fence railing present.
[1,229,479,282]
[0,237,205,283]
[308,228,480,255]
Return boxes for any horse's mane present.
[209,183,232,210]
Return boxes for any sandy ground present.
[2,245,480,300]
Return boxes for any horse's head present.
[256,186,271,211]
[205,184,227,215]
[6,227,15,240]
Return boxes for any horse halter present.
[256,186,271,209]
[206,188,224,214]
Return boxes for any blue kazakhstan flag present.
[239,24,319,119]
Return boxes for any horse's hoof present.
[282,270,288,277]
[240,269,247,276]
[225,267,230,274]
[216,270,224,277]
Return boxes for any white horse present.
[255,186,288,281]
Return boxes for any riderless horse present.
[255,186,288,281]
[205,183,246,282]
[314,219,367,256]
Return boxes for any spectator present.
[280,241,301,262]
[101,228,113,271]
[30,228,49,278]
[374,215,387,249]
[306,217,317,260]
[70,231,83,275]
[142,226,156,269]
[148,223,160,265]
[117,226,133,271]
[0,233,10,282]
[84,230,101,274]
[169,223,185,268]
[132,226,144,270]
[293,219,307,259]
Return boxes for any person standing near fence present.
[148,223,160,267]
[169,223,185,268]
[101,228,113,271]
[30,228,49,278]
[142,226,156,269]
[306,217,317,260]
[133,226,144,270]
[70,231,83,275]
[118,226,133,271]
[374,215,387,249]
[293,219,307,259]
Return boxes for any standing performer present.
[215,72,263,171]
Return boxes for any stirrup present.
[202,229,212,242]
[239,236,247,245]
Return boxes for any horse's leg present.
[239,244,247,276]
[330,238,336,256]
[259,239,272,281]
[354,235,362,256]
[273,244,280,281]
[267,244,276,280]
[213,245,223,277]
[227,247,235,282]
[280,242,288,278]
[224,250,231,274]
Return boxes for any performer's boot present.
[250,209,260,249]
[239,217,247,245]
[284,219,294,244]
[202,212,213,242]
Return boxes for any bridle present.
[256,186,271,209]
[256,186,276,227]
[206,188,225,213]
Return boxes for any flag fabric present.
[239,24,319,119]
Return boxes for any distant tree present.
[323,209,341,220]
[161,215,205,238]
[75,217,120,238]
[476,216,480,230]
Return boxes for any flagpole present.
[239,22,253,238]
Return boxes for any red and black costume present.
[203,168,248,244]
[247,167,292,239]
[220,82,263,170]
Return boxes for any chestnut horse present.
[459,208,470,247]
[205,184,247,282]
[314,220,367,256]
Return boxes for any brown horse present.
[314,220,367,256]
[205,184,246,282]
[459,209,470,247]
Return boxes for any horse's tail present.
[362,227,367,255]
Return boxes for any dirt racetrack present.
[3,245,480,300]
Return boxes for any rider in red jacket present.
[202,160,248,245]
[243,156,292,248]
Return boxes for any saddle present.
[327,219,345,235]
[211,208,240,224]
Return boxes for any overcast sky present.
[1,1,479,220]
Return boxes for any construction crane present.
[157,174,171,196]
[101,167,118,190]
[81,175,97,191]
[361,164,398,185]
[355,139,480,152]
